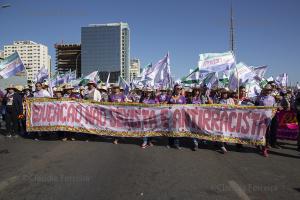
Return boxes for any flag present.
[181,68,200,84]
[145,53,171,89]
[267,76,274,82]
[252,66,267,81]
[119,76,130,95]
[0,52,25,79]
[247,80,262,98]
[275,73,288,87]
[62,70,76,83]
[106,72,110,87]
[181,67,209,85]
[201,72,218,89]
[51,73,65,86]
[79,71,99,86]
[36,66,49,83]
[198,51,235,73]
[228,62,256,90]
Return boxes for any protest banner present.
[26,98,277,145]
[276,110,299,140]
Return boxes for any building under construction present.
[55,44,81,77]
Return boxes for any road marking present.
[228,180,251,200]
[0,176,18,192]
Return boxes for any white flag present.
[198,51,236,73]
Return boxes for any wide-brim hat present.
[14,85,24,92]
[71,89,80,93]
[64,84,74,90]
[111,84,120,88]
[86,80,97,87]
[98,86,108,91]
[23,85,31,91]
[220,87,230,94]
[42,81,49,87]
[143,87,153,92]
[264,84,272,91]
[54,87,63,93]
[6,84,16,90]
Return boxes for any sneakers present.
[113,139,118,144]
[6,135,12,138]
[263,149,268,157]
[221,146,227,154]
[141,142,147,149]
[148,142,154,147]
[192,144,198,151]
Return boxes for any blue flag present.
[0,52,25,79]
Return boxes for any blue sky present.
[0,0,299,84]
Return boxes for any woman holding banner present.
[217,88,235,153]
[139,87,159,148]
[191,87,203,151]
[257,84,276,157]
[108,84,127,144]
[167,84,186,150]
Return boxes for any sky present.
[0,0,300,84]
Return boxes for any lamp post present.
[0,3,11,9]
[75,52,81,78]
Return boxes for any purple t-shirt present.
[192,96,202,104]
[168,95,186,104]
[109,93,126,103]
[258,95,275,106]
[142,98,158,104]
[157,94,169,103]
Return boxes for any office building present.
[3,41,51,82]
[55,44,81,77]
[81,22,130,82]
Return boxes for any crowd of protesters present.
[0,80,299,157]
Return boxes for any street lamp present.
[0,3,11,8]
[75,52,81,78]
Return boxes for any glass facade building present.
[81,23,130,82]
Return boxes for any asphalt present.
[0,128,300,200]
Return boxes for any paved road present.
[0,130,300,200]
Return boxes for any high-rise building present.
[129,58,140,81]
[3,41,51,82]
[55,44,81,77]
[81,22,130,82]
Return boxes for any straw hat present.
[42,81,49,87]
[220,87,230,93]
[54,87,63,93]
[111,84,120,88]
[143,87,153,92]
[6,84,16,90]
[64,84,74,90]
[71,89,80,93]
[264,84,272,91]
[86,80,97,87]
[23,85,31,91]
[98,85,108,91]
[14,85,24,92]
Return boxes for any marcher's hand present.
[17,114,24,119]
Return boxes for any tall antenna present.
[230,2,235,53]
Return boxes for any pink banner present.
[276,110,299,140]
[25,98,277,145]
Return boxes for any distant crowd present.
[0,80,300,157]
